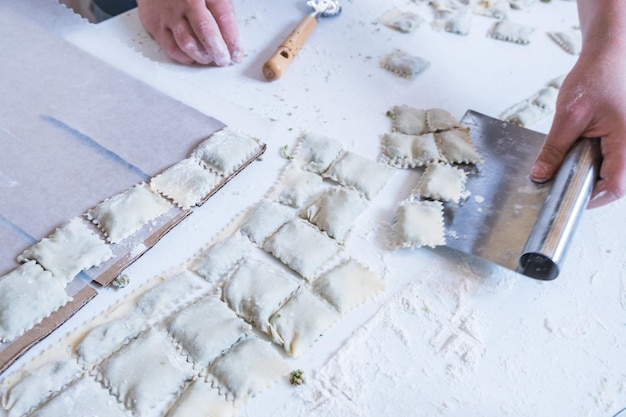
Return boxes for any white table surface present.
[9,0,626,416]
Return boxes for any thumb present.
[530,139,569,184]
[531,104,587,184]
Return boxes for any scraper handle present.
[263,14,318,81]
[518,138,601,280]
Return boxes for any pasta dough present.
[268,165,325,208]
[165,379,238,417]
[222,259,299,333]
[208,337,289,403]
[263,219,341,280]
[268,289,339,357]
[97,328,195,416]
[239,199,295,245]
[387,105,428,135]
[444,11,472,36]
[17,217,112,283]
[86,183,171,244]
[75,315,145,367]
[501,86,559,127]
[381,9,425,33]
[381,132,441,168]
[1,127,398,415]
[294,132,344,174]
[150,158,221,209]
[2,360,82,417]
[380,49,430,79]
[135,269,208,318]
[313,259,385,314]
[549,29,582,55]
[474,0,510,18]
[393,200,446,249]
[323,152,395,200]
[435,128,482,164]
[489,19,534,44]
[301,186,368,244]
[192,127,259,176]
[0,261,71,343]
[30,377,128,417]
[166,295,251,369]
[426,108,463,132]
[191,232,253,283]
[413,162,468,203]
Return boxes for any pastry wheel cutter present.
[444,110,601,280]
[263,0,342,81]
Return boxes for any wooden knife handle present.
[263,15,318,81]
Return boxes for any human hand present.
[531,35,626,209]
[136,0,243,66]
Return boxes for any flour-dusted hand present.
[531,0,626,209]
[136,0,243,66]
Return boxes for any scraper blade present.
[445,110,600,280]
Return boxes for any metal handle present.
[518,138,601,280]
[263,14,318,81]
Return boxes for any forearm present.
[578,0,626,56]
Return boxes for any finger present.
[587,135,626,208]
[207,0,243,63]
[531,96,590,183]
[170,19,215,65]
[159,29,196,65]
[186,5,231,66]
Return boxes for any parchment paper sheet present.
[0,5,224,275]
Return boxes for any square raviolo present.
[17,217,112,283]
[191,232,253,283]
[86,183,171,244]
[294,132,344,174]
[75,315,145,367]
[191,127,259,176]
[30,377,127,417]
[97,328,195,416]
[239,199,295,245]
[150,158,221,209]
[222,259,300,333]
[435,128,482,164]
[413,162,468,203]
[165,379,238,417]
[381,9,425,33]
[2,360,82,417]
[268,165,325,208]
[166,295,251,369]
[381,132,441,168]
[489,19,534,44]
[301,187,368,244]
[426,108,462,132]
[208,337,289,404]
[387,105,428,135]
[0,261,70,343]
[263,219,341,280]
[313,259,384,314]
[268,289,339,357]
[380,49,430,80]
[135,269,208,319]
[323,152,394,200]
[393,200,446,249]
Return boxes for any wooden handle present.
[263,15,318,81]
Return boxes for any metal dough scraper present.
[444,110,601,280]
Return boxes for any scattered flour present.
[272,263,495,416]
